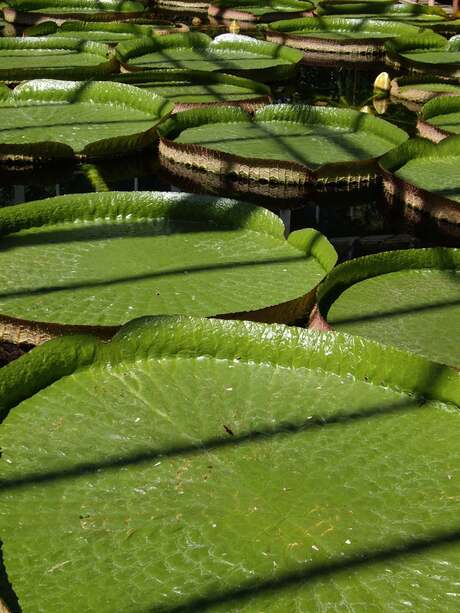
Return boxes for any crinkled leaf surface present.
[396,156,460,201]
[112,71,270,105]
[0,191,335,326]
[399,81,460,94]
[1,316,460,612]
[0,79,172,157]
[3,0,146,14]
[26,20,180,43]
[320,249,460,366]
[210,0,314,17]
[170,104,408,168]
[268,16,421,40]
[383,136,460,203]
[422,97,460,135]
[116,32,303,75]
[0,36,113,79]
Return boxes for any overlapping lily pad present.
[390,75,460,109]
[116,32,304,82]
[112,69,271,110]
[24,19,189,42]
[2,314,460,612]
[1,0,148,25]
[0,79,173,160]
[418,95,460,142]
[379,135,460,227]
[0,36,117,82]
[267,16,422,58]
[208,0,314,23]
[386,33,460,79]
[313,248,460,366]
[159,104,408,189]
[0,191,336,343]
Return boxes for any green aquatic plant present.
[159,104,408,187]
[0,190,336,343]
[1,315,460,611]
[0,79,173,159]
[315,247,460,366]
[116,32,304,82]
[0,37,117,82]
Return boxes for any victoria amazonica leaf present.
[24,19,188,43]
[378,136,460,230]
[0,79,173,160]
[419,95,460,139]
[1,316,460,612]
[317,248,460,366]
[390,76,460,105]
[208,0,314,22]
[2,0,147,23]
[0,191,336,335]
[159,104,408,184]
[386,34,460,78]
[112,70,271,108]
[0,37,116,81]
[267,16,422,44]
[116,32,303,81]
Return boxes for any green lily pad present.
[0,79,173,160]
[419,95,460,140]
[379,136,460,231]
[390,75,460,106]
[1,315,460,612]
[208,0,314,22]
[116,32,304,82]
[0,36,117,82]
[319,3,448,24]
[159,104,408,187]
[0,191,336,341]
[111,69,271,110]
[386,33,460,79]
[24,19,189,42]
[1,0,147,25]
[316,0,397,15]
[316,248,460,366]
[267,16,422,55]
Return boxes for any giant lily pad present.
[385,33,460,79]
[1,0,148,25]
[24,19,189,42]
[267,16,422,57]
[418,95,460,142]
[0,79,172,161]
[316,0,397,15]
[111,69,271,111]
[320,3,448,25]
[159,104,408,189]
[116,32,304,82]
[390,75,460,109]
[0,36,117,82]
[207,0,314,23]
[313,248,460,366]
[2,314,460,612]
[379,135,460,227]
[0,191,336,343]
